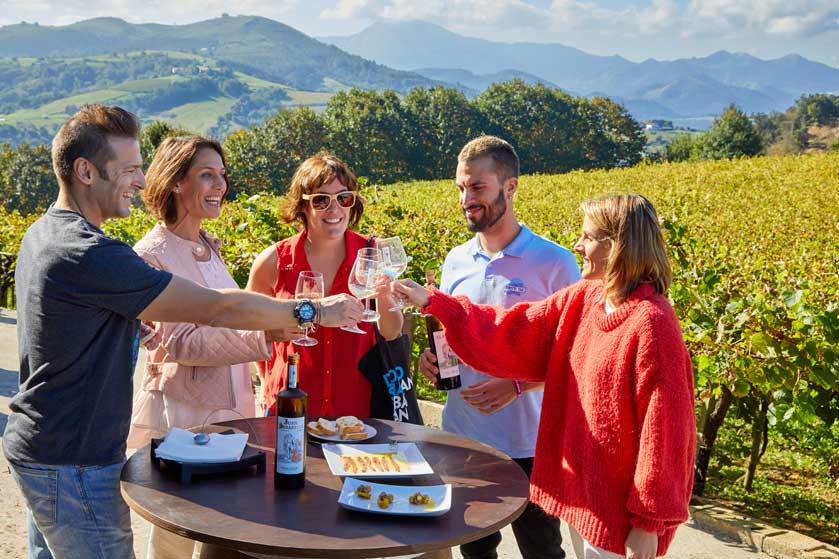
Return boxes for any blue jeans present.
[8,458,134,559]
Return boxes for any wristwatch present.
[293,299,317,330]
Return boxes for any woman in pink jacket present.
[394,194,695,559]
[128,136,283,558]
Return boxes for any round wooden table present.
[121,418,530,559]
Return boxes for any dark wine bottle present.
[275,354,307,489]
[425,270,462,391]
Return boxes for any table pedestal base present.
[198,543,453,559]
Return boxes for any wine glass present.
[378,236,409,311]
[355,247,382,322]
[341,253,381,334]
[293,271,323,347]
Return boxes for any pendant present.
[192,244,205,256]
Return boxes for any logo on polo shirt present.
[505,279,526,296]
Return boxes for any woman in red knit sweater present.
[395,194,695,559]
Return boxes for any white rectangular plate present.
[322,443,433,477]
[338,478,451,517]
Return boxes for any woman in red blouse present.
[394,194,695,559]
[247,153,403,417]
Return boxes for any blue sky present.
[1,0,838,67]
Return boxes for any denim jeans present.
[8,458,134,559]
[460,457,565,559]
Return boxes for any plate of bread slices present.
[306,416,377,442]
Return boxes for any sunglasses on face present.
[301,191,357,211]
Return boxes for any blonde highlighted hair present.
[143,136,229,224]
[281,152,364,228]
[581,194,672,304]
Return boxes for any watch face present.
[298,302,315,321]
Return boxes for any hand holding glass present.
[293,271,323,347]
[341,251,381,334]
[378,236,410,311]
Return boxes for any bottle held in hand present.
[275,354,308,489]
[424,270,462,391]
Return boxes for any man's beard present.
[465,188,507,233]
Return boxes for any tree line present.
[660,94,839,163]
[1,80,646,213]
[222,80,646,195]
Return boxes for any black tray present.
[150,432,266,484]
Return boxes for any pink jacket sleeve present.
[626,310,696,533]
[141,253,273,367]
[423,287,571,382]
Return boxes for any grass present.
[158,96,237,131]
[233,71,286,90]
[114,76,186,93]
[282,89,332,108]
[705,418,839,545]
[2,88,134,126]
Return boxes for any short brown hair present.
[282,153,364,228]
[143,136,230,224]
[458,135,520,181]
[52,104,140,189]
[581,194,672,305]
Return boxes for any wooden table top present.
[121,418,529,558]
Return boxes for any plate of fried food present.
[337,478,451,517]
[306,416,377,442]
[322,443,434,477]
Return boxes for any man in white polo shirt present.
[420,135,580,559]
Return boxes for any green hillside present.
[0,16,444,144]
[0,16,437,93]
[0,49,338,142]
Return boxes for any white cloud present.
[321,0,546,29]
[685,0,839,38]
[545,0,680,37]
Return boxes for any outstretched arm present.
[394,280,570,382]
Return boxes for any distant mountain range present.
[0,16,436,93]
[321,20,839,119]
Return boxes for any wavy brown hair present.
[581,194,672,305]
[281,153,364,229]
[143,136,230,224]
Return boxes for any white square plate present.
[322,443,433,477]
[338,478,451,517]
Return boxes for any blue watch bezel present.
[294,300,316,326]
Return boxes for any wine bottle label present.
[276,416,305,474]
[432,331,461,379]
[288,363,298,389]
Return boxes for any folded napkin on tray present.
[154,427,249,464]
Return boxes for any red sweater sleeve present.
[424,287,568,382]
[626,307,696,534]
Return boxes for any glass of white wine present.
[341,252,381,334]
[293,271,323,347]
[356,247,382,322]
[378,236,409,311]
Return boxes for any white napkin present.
[154,427,249,464]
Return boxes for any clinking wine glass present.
[355,247,382,322]
[341,254,381,334]
[378,236,410,311]
[293,271,323,347]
